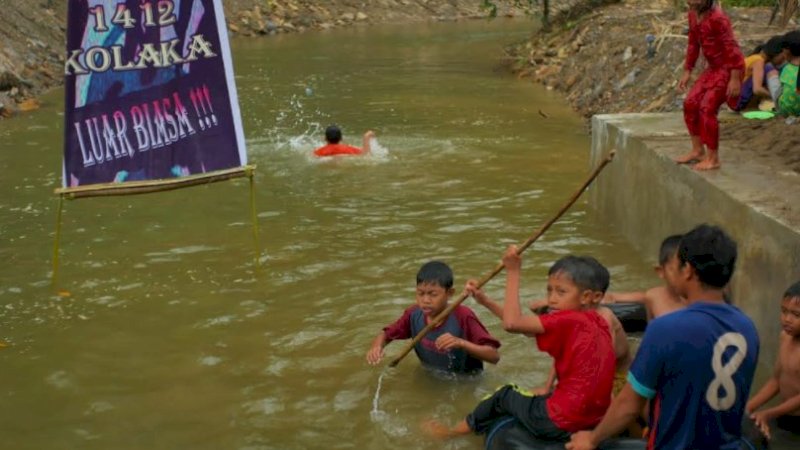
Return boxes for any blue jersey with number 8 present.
[628,302,759,450]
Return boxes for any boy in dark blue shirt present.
[567,224,760,450]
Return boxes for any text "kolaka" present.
[64,35,216,75]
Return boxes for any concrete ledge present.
[590,112,800,368]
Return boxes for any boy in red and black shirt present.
[366,261,500,374]
[424,248,615,442]
[675,0,744,171]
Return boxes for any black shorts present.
[466,384,569,442]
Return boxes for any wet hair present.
[658,234,683,266]
[325,125,343,144]
[584,256,611,293]
[696,0,715,14]
[548,255,608,292]
[763,36,785,61]
[784,31,800,56]
[785,280,800,302]
[784,31,800,44]
[677,224,737,289]
[416,261,453,289]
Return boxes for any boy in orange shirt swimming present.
[313,125,374,157]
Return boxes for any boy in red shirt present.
[424,248,615,442]
[675,0,744,171]
[313,125,374,157]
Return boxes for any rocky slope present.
[1,1,797,173]
[504,0,799,173]
[0,0,528,118]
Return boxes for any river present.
[0,19,656,449]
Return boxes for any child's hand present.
[678,70,692,92]
[366,345,384,365]
[529,386,550,396]
[435,333,464,351]
[364,130,375,139]
[465,280,488,304]
[750,411,772,440]
[727,77,741,100]
[745,398,755,414]
[502,245,521,271]
[566,430,599,450]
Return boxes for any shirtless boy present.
[746,280,800,439]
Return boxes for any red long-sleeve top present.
[685,7,744,73]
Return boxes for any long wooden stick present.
[50,194,65,288]
[54,165,255,199]
[248,171,262,268]
[388,150,616,367]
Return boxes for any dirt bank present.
[0,0,529,118]
[1,1,797,173]
[504,0,800,173]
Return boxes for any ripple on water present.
[199,355,223,366]
[297,260,350,277]
[272,330,338,350]
[84,401,114,415]
[369,409,409,438]
[85,295,117,306]
[195,314,237,329]
[168,245,220,255]
[46,370,74,389]
[74,428,100,441]
[114,282,143,291]
[438,224,478,233]
[292,395,330,417]
[262,357,290,376]
[333,389,367,412]
[243,397,285,416]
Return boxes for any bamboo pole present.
[54,166,255,199]
[388,150,616,368]
[50,194,65,288]
[248,169,262,268]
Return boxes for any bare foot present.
[675,150,704,164]
[421,420,454,439]
[693,157,721,171]
[692,158,720,170]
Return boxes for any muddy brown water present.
[0,20,656,449]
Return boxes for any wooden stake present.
[50,194,65,288]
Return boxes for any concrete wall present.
[590,113,800,373]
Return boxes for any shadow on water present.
[0,19,660,450]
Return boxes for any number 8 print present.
[706,332,747,411]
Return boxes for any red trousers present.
[683,68,730,151]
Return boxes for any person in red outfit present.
[423,250,615,443]
[313,124,374,157]
[675,0,744,171]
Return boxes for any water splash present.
[369,371,386,421]
[369,370,410,437]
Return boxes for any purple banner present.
[63,0,247,188]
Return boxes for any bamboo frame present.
[54,165,256,199]
[51,165,260,286]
